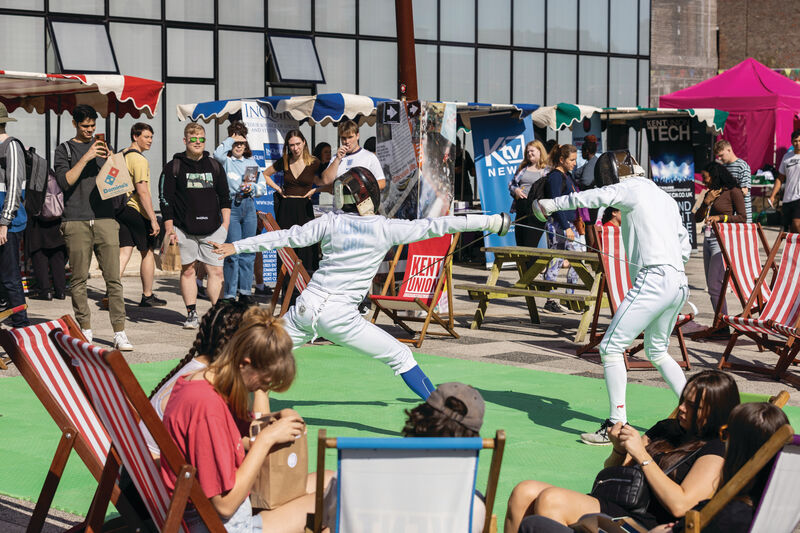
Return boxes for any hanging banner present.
[241,100,300,283]
[418,102,456,218]
[377,100,419,220]
[471,113,534,266]
[645,117,697,248]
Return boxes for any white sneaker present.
[580,419,614,446]
[113,331,134,351]
[183,310,199,329]
[81,329,93,343]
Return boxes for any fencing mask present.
[333,166,381,216]
[594,150,646,188]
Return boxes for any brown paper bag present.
[249,414,308,510]
[95,152,133,200]
[156,242,182,271]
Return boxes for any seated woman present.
[505,370,740,532]
[160,307,329,532]
[142,299,251,458]
[518,402,789,533]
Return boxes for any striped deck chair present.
[370,234,460,348]
[0,315,143,533]
[692,222,776,340]
[0,303,27,369]
[719,232,800,387]
[256,211,310,316]
[684,424,798,533]
[52,331,225,533]
[576,225,693,369]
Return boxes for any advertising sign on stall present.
[418,102,456,218]
[377,100,419,219]
[645,117,697,248]
[471,113,535,265]
[241,100,300,283]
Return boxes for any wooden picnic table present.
[455,246,603,343]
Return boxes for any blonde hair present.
[206,307,296,420]
[517,140,549,172]
[184,122,205,138]
[337,119,359,137]
[714,139,732,154]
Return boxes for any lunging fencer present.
[212,167,510,400]
[532,151,691,445]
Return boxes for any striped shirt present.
[724,158,752,222]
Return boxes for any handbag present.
[590,447,701,516]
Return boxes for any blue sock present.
[401,365,435,400]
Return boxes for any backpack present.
[40,169,64,220]
[1,137,49,221]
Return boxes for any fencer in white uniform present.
[533,151,691,444]
[213,167,510,399]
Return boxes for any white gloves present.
[487,213,511,236]
[531,199,557,222]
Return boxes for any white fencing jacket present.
[234,212,496,304]
[551,177,691,279]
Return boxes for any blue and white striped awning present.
[177,93,539,128]
[176,93,392,126]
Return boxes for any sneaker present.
[580,419,614,446]
[543,299,568,314]
[81,329,93,343]
[183,310,199,329]
[254,285,273,296]
[113,331,134,351]
[139,293,167,307]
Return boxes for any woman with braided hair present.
[140,299,254,457]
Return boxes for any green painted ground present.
[2,345,799,531]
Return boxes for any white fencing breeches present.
[282,287,418,375]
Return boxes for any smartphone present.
[95,133,105,142]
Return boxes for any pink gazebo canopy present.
[660,58,800,170]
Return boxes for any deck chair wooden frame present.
[369,234,460,348]
[310,429,505,533]
[718,232,800,387]
[0,303,28,369]
[691,222,776,341]
[52,331,226,533]
[684,424,795,532]
[0,315,143,533]
[257,211,311,316]
[577,225,692,370]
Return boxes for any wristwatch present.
[640,460,652,467]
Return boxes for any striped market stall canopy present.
[0,70,163,119]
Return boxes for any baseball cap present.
[425,382,485,433]
[0,103,17,124]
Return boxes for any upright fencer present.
[532,151,691,445]
[212,167,510,400]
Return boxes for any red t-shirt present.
[160,376,245,499]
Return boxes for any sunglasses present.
[233,141,248,147]
[187,137,206,143]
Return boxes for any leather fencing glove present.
[488,213,511,236]
[531,199,557,222]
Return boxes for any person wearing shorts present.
[159,122,230,329]
[119,122,166,308]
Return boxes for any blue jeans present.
[224,197,257,299]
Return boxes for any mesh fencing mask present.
[594,150,645,188]
[333,166,381,216]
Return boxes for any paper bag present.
[95,152,133,200]
[156,242,182,271]
[249,414,308,510]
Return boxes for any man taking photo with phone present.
[54,104,133,351]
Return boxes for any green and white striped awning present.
[532,104,728,134]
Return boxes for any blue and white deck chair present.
[310,429,505,533]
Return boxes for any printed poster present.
[377,100,419,219]
[240,100,300,283]
[471,113,535,266]
[645,117,697,248]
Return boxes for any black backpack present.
[0,137,49,217]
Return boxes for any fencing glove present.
[532,199,557,222]
[488,213,511,236]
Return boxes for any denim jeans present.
[223,197,257,299]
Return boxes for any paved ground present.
[1,224,796,531]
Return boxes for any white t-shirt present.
[778,151,800,203]
[330,147,386,186]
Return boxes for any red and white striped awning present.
[0,70,163,119]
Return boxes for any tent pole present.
[114,100,119,149]
[395,0,418,101]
